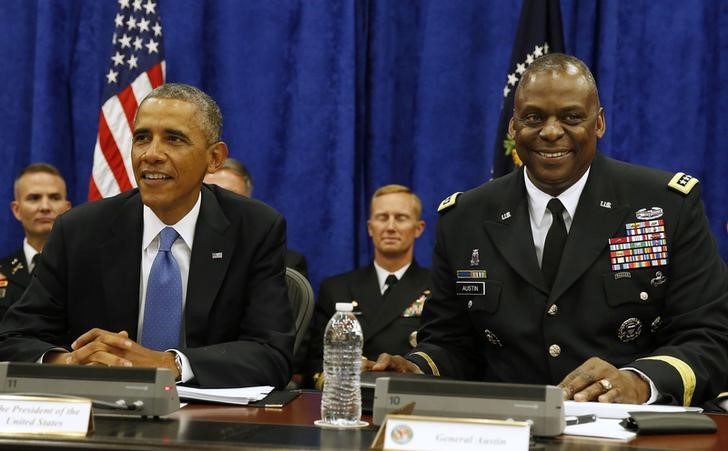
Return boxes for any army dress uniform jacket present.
[310,261,431,375]
[0,184,294,389]
[0,249,30,319]
[407,153,728,406]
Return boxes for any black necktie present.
[542,198,567,289]
[31,254,39,274]
[383,274,398,298]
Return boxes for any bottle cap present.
[335,302,354,312]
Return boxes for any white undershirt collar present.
[373,261,411,295]
[524,167,591,265]
[22,238,39,273]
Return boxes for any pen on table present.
[566,414,597,426]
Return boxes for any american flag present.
[88,0,165,200]
[490,0,564,178]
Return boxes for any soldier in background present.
[0,163,71,317]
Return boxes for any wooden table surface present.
[0,390,725,450]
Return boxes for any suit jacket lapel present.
[99,193,143,337]
[550,154,630,301]
[483,169,548,294]
[366,261,425,340]
[185,187,233,345]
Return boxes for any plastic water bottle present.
[318,302,365,427]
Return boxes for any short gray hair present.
[140,83,223,144]
[516,53,600,106]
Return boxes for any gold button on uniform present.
[547,304,558,315]
[408,331,418,347]
[640,291,649,301]
[548,344,561,357]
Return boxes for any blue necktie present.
[142,227,183,350]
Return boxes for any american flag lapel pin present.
[211,252,223,260]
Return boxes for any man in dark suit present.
[372,54,728,406]
[309,184,430,389]
[0,163,71,318]
[204,157,308,277]
[0,84,294,389]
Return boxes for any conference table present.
[0,391,726,450]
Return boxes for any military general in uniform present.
[371,53,728,407]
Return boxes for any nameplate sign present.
[0,395,92,437]
[371,414,530,450]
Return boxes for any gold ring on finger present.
[599,378,613,392]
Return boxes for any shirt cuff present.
[621,367,659,404]
[169,349,195,383]
[39,348,69,363]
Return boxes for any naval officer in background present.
[309,184,431,390]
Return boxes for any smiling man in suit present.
[0,83,294,388]
[308,184,430,389]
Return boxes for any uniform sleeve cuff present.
[407,351,440,376]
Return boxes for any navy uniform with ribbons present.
[407,153,728,406]
[309,262,431,389]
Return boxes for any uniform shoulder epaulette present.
[437,192,462,213]
[667,172,699,195]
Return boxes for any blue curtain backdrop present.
[1,0,726,294]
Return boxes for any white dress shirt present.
[373,261,411,295]
[524,167,589,267]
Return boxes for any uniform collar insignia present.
[470,249,480,266]
[11,262,24,275]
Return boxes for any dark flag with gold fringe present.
[491,0,565,178]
